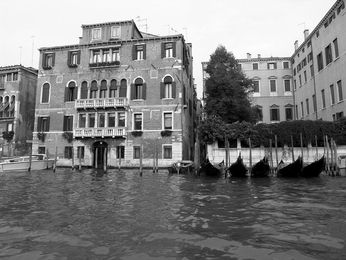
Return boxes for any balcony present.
[89,61,120,68]
[75,98,128,109]
[74,127,126,138]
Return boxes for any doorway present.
[93,141,108,169]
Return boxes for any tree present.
[204,45,257,124]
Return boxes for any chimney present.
[247,53,251,59]
[304,29,309,40]
[294,40,299,51]
[258,54,261,59]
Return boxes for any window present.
[88,113,95,128]
[109,79,117,98]
[336,112,344,120]
[42,52,55,69]
[65,81,77,102]
[310,65,314,77]
[102,50,110,62]
[253,80,260,92]
[284,79,291,92]
[333,38,339,58]
[38,147,46,155]
[131,78,146,100]
[12,73,18,81]
[304,71,307,83]
[108,113,115,127]
[163,112,173,130]
[283,61,289,69]
[330,84,335,105]
[133,146,141,159]
[337,80,343,102]
[111,49,120,62]
[285,107,293,120]
[270,80,276,92]
[64,146,73,159]
[100,80,107,98]
[118,112,125,127]
[90,80,98,98]
[317,52,323,71]
[255,106,263,121]
[133,44,146,60]
[325,44,333,65]
[163,146,172,159]
[41,83,50,103]
[301,102,304,117]
[37,116,50,132]
[77,146,85,159]
[252,63,259,70]
[98,113,105,127]
[68,50,80,67]
[111,26,121,38]
[312,95,317,112]
[270,106,280,121]
[321,89,326,108]
[91,50,101,63]
[92,28,101,40]
[63,116,73,131]
[308,52,313,62]
[306,99,310,115]
[133,113,142,130]
[80,81,88,99]
[299,75,302,86]
[294,79,297,90]
[119,79,127,98]
[161,76,176,99]
[268,62,276,70]
[162,42,175,58]
[79,114,86,128]
[117,146,124,159]
[237,64,242,70]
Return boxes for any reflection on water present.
[0,168,345,259]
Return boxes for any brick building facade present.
[33,20,196,168]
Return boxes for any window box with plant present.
[131,130,143,137]
[37,132,47,143]
[2,131,14,143]
[62,131,74,143]
[161,130,172,137]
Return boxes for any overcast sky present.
[0,0,337,98]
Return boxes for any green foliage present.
[37,132,47,143]
[131,131,143,137]
[62,131,74,143]
[204,45,258,124]
[161,130,172,137]
[2,131,14,143]
[198,118,346,146]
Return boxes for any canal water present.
[0,169,345,260]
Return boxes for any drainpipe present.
[180,37,184,160]
[310,42,319,120]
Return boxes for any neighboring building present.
[34,20,195,168]
[0,65,38,156]
[292,0,346,121]
[202,54,294,124]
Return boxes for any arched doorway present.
[93,141,108,169]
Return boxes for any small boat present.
[251,156,270,177]
[277,156,303,177]
[228,154,248,177]
[167,160,194,174]
[300,155,325,177]
[0,154,55,172]
[199,157,224,177]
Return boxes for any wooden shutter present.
[142,83,147,100]
[46,117,50,132]
[161,43,165,58]
[130,84,135,100]
[73,86,78,100]
[67,51,71,65]
[63,116,67,131]
[172,42,176,57]
[41,53,46,68]
[77,50,81,64]
[143,44,146,60]
[132,45,136,60]
[172,82,176,99]
[52,53,55,66]
[37,117,42,132]
[64,87,69,102]
[160,82,165,99]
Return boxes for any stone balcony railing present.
[75,98,128,109]
[74,127,126,138]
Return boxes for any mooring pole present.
[53,146,58,173]
[28,146,32,171]
[291,135,295,162]
[269,139,273,174]
[139,145,143,176]
[78,147,82,172]
[275,135,278,169]
[300,132,304,161]
[248,137,252,170]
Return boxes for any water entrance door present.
[93,141,108,169]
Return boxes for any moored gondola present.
[300,155,325,177]
[251,156,270,177]
[228,154,248,177]
[277,156,303,177]
[199,157,224,177]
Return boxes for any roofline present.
[38,34,184,52]
[81,20,134,28]
[0,65,38,74]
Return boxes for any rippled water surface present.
[0,168,345,260]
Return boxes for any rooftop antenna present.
[183,27,188,41]
[163,24,170,35]
[298,22,306,30]
[171,27,178,34]
[136,16,148,32]
[31,35,34,67]
[19,46,22,65]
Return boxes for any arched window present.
[131,78,146,100]
[100,80,107,98]
[161,76,175,99]
[90,80,98,99]
[119,79,127,98]
[65,81,77,102]
[41,83,50,103]
[80,81,88,99]
[109,79,117,98]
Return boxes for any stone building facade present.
[0,65,38,156]
[33,20,195,168]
